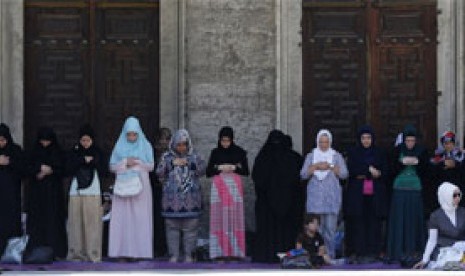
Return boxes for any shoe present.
[184,256,194,263]
[169,256,178,263]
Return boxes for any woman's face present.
[361,133,372,148]
[80,135,93,149]
[158,135,171,150]
[0,136,7,149]
[126,131,138,143]
[175,142,188,155]
[404,136,416,150]
[444,141,455,152]
[39,139,51,148]
[220,137,232,149]
[318,135,330,151]
[453,189,462,207]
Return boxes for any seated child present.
[296,214,332,266]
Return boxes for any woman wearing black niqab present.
[251,130,302,263]
[0,123,24,255]
[25,127,67,259]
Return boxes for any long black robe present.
[0,124,24,254]
[25,128,67,259]
[345,129,389,257]
[251,130,303,263]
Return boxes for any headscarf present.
[109,116,154,165]
[0,123,13,148]
[169,129,193,157]
[0,123,18,157]
[438,182,460,214]
[169,129,194,194]
[217,126,236,153]
[313,129,336,181]
[37,126,58,147]
[74,124,97,155]
[399,124,423,157]
[357,125,375,165]
[431,131,464,164]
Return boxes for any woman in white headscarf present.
[300,129,348,258]
[414,182,465,268]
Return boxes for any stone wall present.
[184,0,277,237]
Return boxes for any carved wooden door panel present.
[302,1,367,153]
[302,0,437,152]
[25,0,159,153]
[94,0,160,151]
[369,0,437,150]
[25,1,91,149]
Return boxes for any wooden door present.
[302,0,367,153]
[94,0,159,151]
[369,0,437,150]
[302,0,437,153]
[25,1,91,149]
[25,0,160,153]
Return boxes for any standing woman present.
[300,129,348,259]
[430,131,464,209]
[108,117,154,260]
[0,123,24,255]
[156,129,206,263]
[206,126,249,260]
[387,124,429,262]
[66,125,105,262]
[252,130,303,263]
[25,127,67,259]
[345,126,388,262]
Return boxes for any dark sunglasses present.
[453,193,462,198]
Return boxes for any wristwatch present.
[329,164,335,169]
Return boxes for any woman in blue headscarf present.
[108,116,155,260]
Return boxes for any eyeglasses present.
[453,193,462,198]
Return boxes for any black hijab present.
[36,126,59,150]
[217,126,235,153]
[399,124,424,157]
[357,125,376,165]
[74,124,98,157]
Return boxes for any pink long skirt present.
[209,173,246,259]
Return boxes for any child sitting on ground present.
[296,214,332,267]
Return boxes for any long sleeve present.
[110,158,128,174]
[189,153,206,178]
[156,153,173,181]
[206,151,220,177]
[234,152,249,176]
[133,159,155,172]
[300,153,313,180]
[422,229,438,263]
[3,145,25,176]
[335,153,349,179]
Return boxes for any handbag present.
[363,179,374,195]
[113,175,142,197]
[0,235,29,264]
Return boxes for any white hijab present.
[438,182,460,226]
[313,129,336,181]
